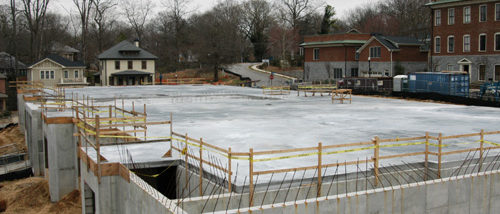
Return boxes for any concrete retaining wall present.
[24,104,44,176]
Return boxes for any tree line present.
[0,0,430,78]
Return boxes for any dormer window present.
[128,61,133,69]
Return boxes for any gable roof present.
[29,54,85,68]
[425,0,464,6]
[97,40,158,60]
[357,35,425,53]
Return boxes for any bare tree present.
[9,0,19,73]
[122,0,152,41]
[241,0,273,61]
[92,0,116,52]
[278,0,320,29]
[73,0,94,63]
[20,0,50,61]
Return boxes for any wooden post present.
[184,133,189,188]
[438,133,442,178]
[425,132,429,180]
[228,147,232,193]
[479,129,484,171]
[170,113,173,151]
[249,148,254,206]
[144,104,147,141]
[96,115,101,184]
[317,142,322,197]
[373,136,379,186]
[132,102,136,138]
[108,105,112,126]
[199,138,203,196]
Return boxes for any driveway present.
[224,63,291,87]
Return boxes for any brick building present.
[427,0,500,82]
[301,30,428,81]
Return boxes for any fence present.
[155,78,209,85]
[262,86,291,95]
[169,128,500,206]
[297,84,337,96]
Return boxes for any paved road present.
[225,63,291,87]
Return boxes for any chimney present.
[134,38,140,48]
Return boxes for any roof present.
[300,40,368,47]
[51,43,80,53]
[30,54,85,68]
[111,70,152,76]
[425,0,464,6]
[357,35,425,52]
[0,52,27,70]
[98,40,158,60]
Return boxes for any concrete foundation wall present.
[432,55,500,81]
[80,160,184,214]
[17,94,25,131]
[226,170,500,214]
[43,122,78,202]
[177,165,228,198]
[25,105,44,176]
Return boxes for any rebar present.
[260,173,274,208]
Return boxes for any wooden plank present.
[378,136,426,143]
[441,133,481,139]
[322,141,373,149]
[99,121,171,128]
[253,146,318,155]
[44,117,73,124]
[254,165,318,175]
[100,163,119,176]
[119,164,130,183]
[484,131,500,135]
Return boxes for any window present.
[447,64,454,71]
[351,68,359,77]
[128,61,133,69]
[64,70,68,78]
[463,35,470,52]
[50,71,54,79]
[496,65,500,81]
[480,5,487,22]
[495,33,500,51]
[141,61,147,69]
[369,47,381,58]
[40,71,44,79]
[448,36,455,53]
[46,71,50,79]
[479,65,486,81]
[74,70,79,78]
[448,8,455,25]
[355,52,359,61]
[115,61,120,69]
[435,37,441,53]
[479,34,487,51]
[333,68,343,79]
[496,3,500,21]
[313,48,320,60]
[435,10,441,26]
[464,6,471,23]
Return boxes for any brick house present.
[427,0,500,82]
[301,30,428,81]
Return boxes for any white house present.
[28,54,87,87]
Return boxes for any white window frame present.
[435,36,441,53]
[495,32,500,51]
[64,70,68,78]
[463,6,471,23]
[480,5,487,22]
[50,70,54,79]
[74,70,79,78]
[463,34,470,52]
[313,48,320,60]
[479,64,486,81]
[45,71,50,79]
[479,33,487,52]
[40,70,44,79]
[448,35,455,53]
[447,64,454,71]
[448,8,455,25]
[435,10,442,26]
[496,3,500,21]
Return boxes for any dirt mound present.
[0,177,81,214]
[0,124,26,156]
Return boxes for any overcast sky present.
[48,0,381,20]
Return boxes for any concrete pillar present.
[44,121,78,202]
[25,104,44,176]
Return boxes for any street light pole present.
[368,57,371,78]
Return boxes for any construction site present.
[5,81,500,213]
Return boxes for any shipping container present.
[408,72,469,97]
[339,77,393,92]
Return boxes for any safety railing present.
[156,78,209,85]
[262,86,291,95]
[169,129,500,206]
[297,84,337,96]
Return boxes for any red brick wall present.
[358,39,391,62]
[393,46,428,62]
[432,1,500,56]
[304,46,360,62]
